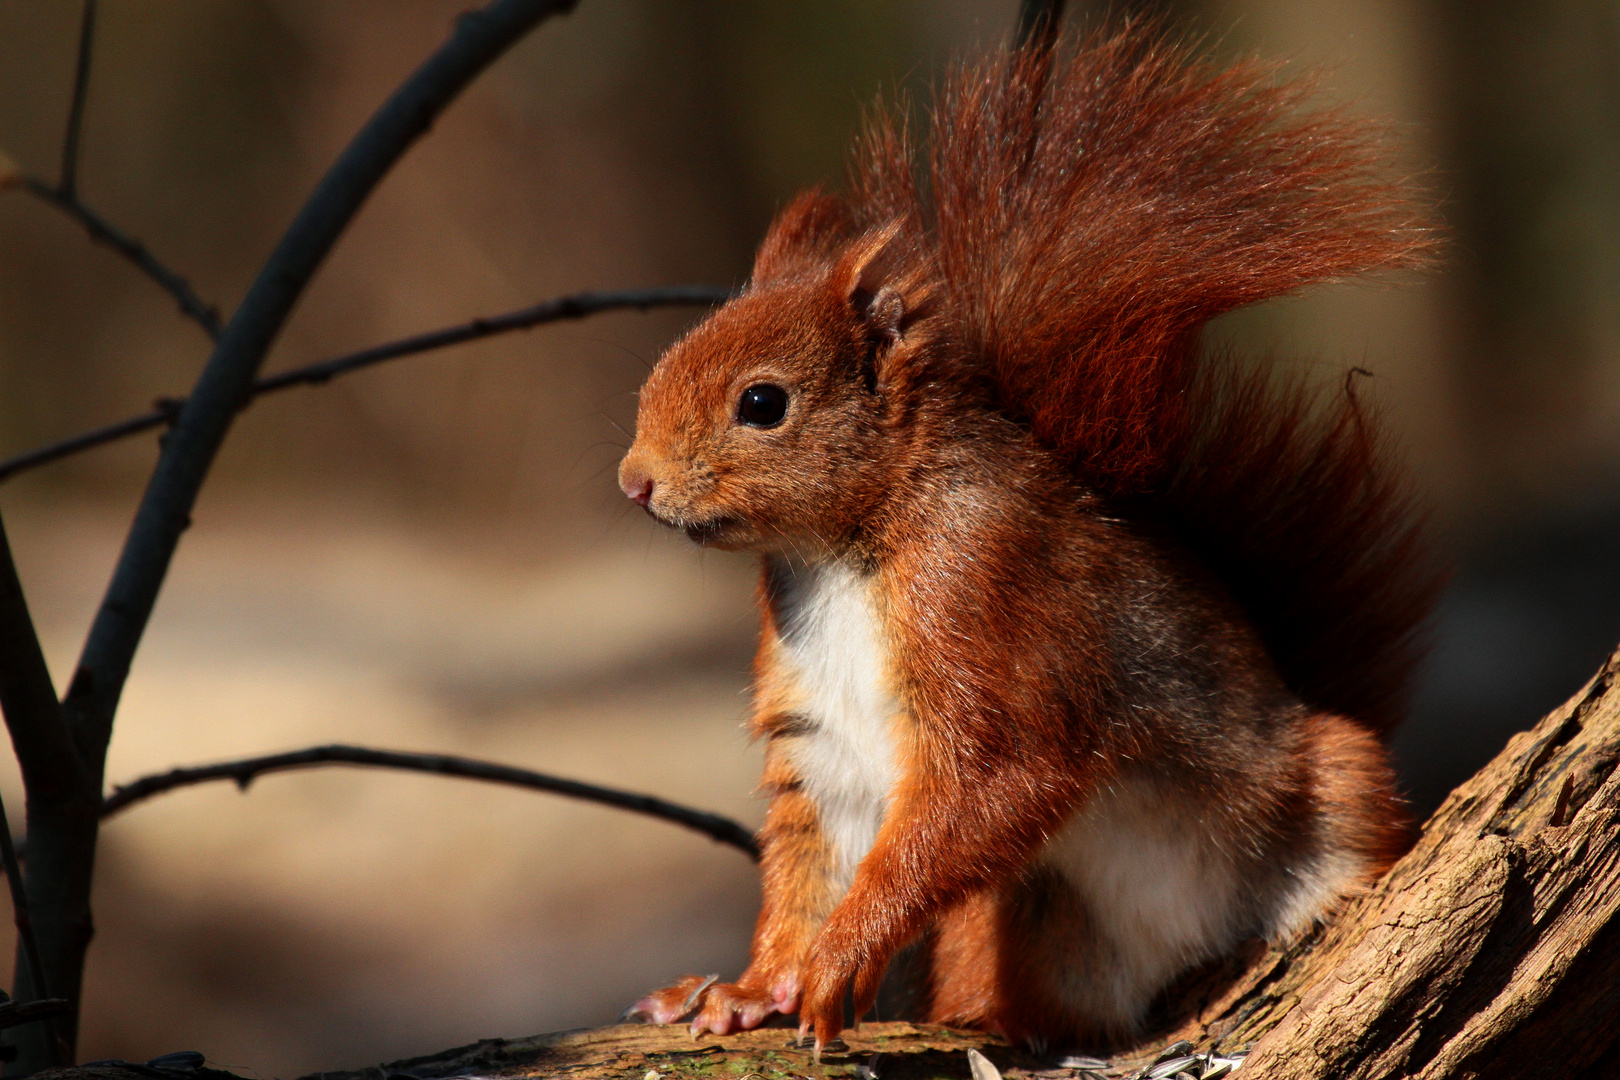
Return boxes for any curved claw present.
[800,942,886,1056]
[624,973,719,1025]
[798,989,846,1060]
[852,961,884,1028]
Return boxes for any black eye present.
[737,383,789,428]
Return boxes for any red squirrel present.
[616,24,1439,1054]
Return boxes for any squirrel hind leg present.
[924,740,1404,1054]
[1261,711,1414,938]
[926,872,1145,1054]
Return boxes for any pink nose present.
[621,472,654,507]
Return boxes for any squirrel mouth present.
[682,515,739,544]
[640,503,741,545]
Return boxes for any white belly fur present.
[1044,772,1363,1029]
[1043,775,1244,1026]
[771,558,899,894]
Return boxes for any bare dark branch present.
[102,744,760,860]
[23,2,578,1065]
[0,515,83,803]
[1015,0,1066,49]
[0,511,90,1068]
[58,0,98,199]
[20,178,222,339]
[68,0,579,762]
[0,285,730,484]
[0,790,63,1063]
[0,410,172,486]
[0,790,49,1007]
[0,999,70,1032]
[255,284,731,393]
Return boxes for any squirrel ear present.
[754,190,856,284]
[838,222,925,344]
[865,288,906,343]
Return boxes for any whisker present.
[562,331,656,374]
[596,409,635,443]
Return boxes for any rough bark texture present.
[30,648,1620,1080]
[302,1023,1033,1080]
[1155,644,1620,1078]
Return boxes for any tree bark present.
[1164,643,1620,1078]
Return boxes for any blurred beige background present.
[1,0,1619,1074]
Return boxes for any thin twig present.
[254,285,730,393]
[58,0,98,199]
[20,178,222,339]
[101,744,760,860]
[0,410,171,485]
[0,284,730,484]
[20,0,223,338]
[0,999,70,1032]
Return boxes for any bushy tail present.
[851,24,1442,730]
[1166,365,1440,733]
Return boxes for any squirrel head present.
[619,194,935,556]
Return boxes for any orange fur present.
[618,21,1437,1053]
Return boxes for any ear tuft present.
[753,190,857,285]
[837,222,904,299]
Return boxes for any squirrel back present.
[756,24,1442,734]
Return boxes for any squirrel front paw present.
[625,973,799,1034]
[799,938,885,1051]
[688,980,788,1035]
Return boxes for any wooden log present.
[1154,643,1620,1077]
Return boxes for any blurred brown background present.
[1,0,1618,1074]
